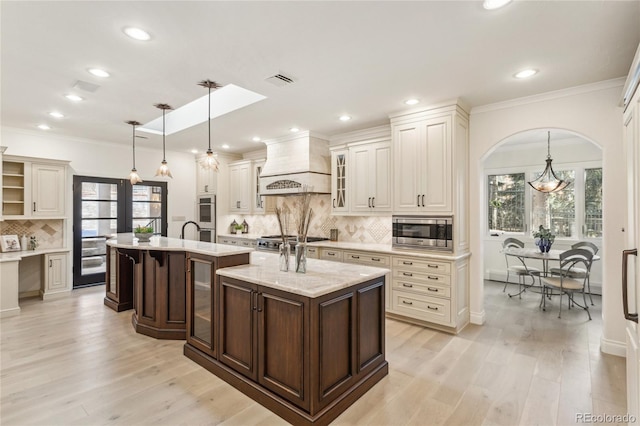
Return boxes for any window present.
[486,166,602,240]
[488,173,525,232]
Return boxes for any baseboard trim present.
[470,310,485,325]
[600,336,626,357]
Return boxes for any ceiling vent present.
[265,73,295,87]
[73,80,100,93]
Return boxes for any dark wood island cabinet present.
[183,252,389,426]
[105,235,252,339]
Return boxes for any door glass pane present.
[192,260,212,345]
[132,184,162,233]
[80,182,118,278]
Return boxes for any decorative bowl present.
[135,232,152,242]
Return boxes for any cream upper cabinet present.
[330,148,349,213]
[195,154,217,195]
[392,115,452,212]
[349,141,391,212]
[2,156,68,219]
[252,160,275,214]
[229,160,251,213]
[32,163,66,216]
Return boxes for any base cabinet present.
[185,275,388,426]
[104,247,135,312]
[42,252,68,297]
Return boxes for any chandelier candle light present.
[528,131,570,193]
[198,79,222,171]
[126,120,143,185]
[154,103,173,178]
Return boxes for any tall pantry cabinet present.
[390,103,470,253]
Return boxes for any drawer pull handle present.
[402,272,413,277]
[427,264,438,268]
[402,283,413,288]
[427,276,439,280]
[372,258,381,261]
[328,252,335,256]
[403,261,413,265]
[427,287,439,292]
[402,300,413,305]
[427,305,439,311]
[351,255,360,259]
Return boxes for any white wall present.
[1,127,197,238]
[469,79,627,356]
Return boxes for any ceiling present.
[2,1,639,155]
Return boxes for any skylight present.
[138,84,266,136]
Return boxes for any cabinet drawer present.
[306,246,319,259]
[320,249,343,262]
[343,251,390,267]
[392,290,451,325]
[392,269,450,286]
[393,257,451,274]
[392,278,450,298]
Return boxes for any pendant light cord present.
[162,108,167,161]
[546,131,551,160]
[132,123,137,169]
[208,85,211,151]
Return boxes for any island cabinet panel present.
[357,281,385,372]
[104,247,136,312]
[132,251,187,340]
[258,290,309,410]
[186,252,251,357]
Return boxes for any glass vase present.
[295,242,307,273]
[279,242,290,272]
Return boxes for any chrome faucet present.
[180,221,201,239]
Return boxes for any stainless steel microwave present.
[392,216,453,251]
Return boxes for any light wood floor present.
[0,281,626,426]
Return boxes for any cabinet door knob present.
[422,194,425,207]
[402,283,413,288]
[372,197,375,208]
[204,185,208,192]
[403,261,413,265]
[333,198,336,208]
[427,305,439,311]
[417,195,420,207]
[368,197,371,208]
[33,202,36,212]
[402,300,413,305]
[402,272,413,277]
[428,276,439,280]
[49,259,52,267]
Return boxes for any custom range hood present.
[259,131,331,195]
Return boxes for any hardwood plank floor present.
[0,281,626,425]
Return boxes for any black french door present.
[72,176,167,288]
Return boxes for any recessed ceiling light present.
[222,144,230,149]
[191,149,198,154]
[65,94,83,102]
[514,69,538,79]
[290,127,300,133]
[123,27,151,41]
[339,115,351,122]
[37,124,50,130]
[252,136,261,142]
[405,98,420,106]
[49,112,64,118]
[483,0,512,10]
[88,68,110,78]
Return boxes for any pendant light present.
[528,131,570,193]
[154,103,173,178]
[126,120,143,185]
[197,79,222,171]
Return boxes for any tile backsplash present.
[221,194,392,244]
[0,219,64,249]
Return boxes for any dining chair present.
[502,238,540,297]
[548,241,598,305]
[541,248,593,320]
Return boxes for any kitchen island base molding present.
[184,343,388,426]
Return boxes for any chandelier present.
[527,131,570,193]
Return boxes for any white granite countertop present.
[306,240,470,261]
[0,247,71,263]
[217,233,261,239]
[216,251,389,298]
[106,234,253,257]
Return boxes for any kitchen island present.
[184,251,389,426]
[105,234,252,339]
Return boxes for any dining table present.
[501,246,600,298]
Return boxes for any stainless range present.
[256,235,329,252]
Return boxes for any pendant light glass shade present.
[197,79,221,172]
[528,131,570,193]
[154,103,173,178]
[126,120,143,185]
